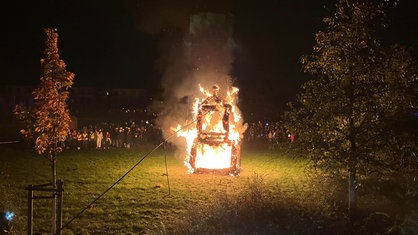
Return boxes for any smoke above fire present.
[151,12,247,155]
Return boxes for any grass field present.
[1,142,417,234]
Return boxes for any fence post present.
[27,185,33,235]
[56,180,63,235]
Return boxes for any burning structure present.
[156,12,247,175]
[175,84,243,175]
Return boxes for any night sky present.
[1,0,417,119]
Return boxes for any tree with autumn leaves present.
[285,0,417,221]
[14,28,74,233]
[33,28,74,156]
[15,28,74,156]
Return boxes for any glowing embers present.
[193,142,232,169]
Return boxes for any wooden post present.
[56,180,63,235]
[163,143,171,195]
[26,183,56,234]
[51,152,57,234]
[27,185,33,235]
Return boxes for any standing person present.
[76,131,82,150]
[267,130,273,143]
[114,127,118,148]
[104,131,111,149]
[125,128,132,149]
[96,129,103,149]
[117,127,124,148]
[71,129,78,150]
[110,127,117,148]
[289,133,295,143]
[133,127,140,148]
[89,130,95,149]
[82,129,89,149]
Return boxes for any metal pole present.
[27,185,33,235]
[163,143,171,195]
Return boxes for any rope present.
[61,119,197,229]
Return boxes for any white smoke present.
[153,12,247,156]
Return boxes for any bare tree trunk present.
[348,166,356,221]
[347,78,357,222]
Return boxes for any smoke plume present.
[151,12,246,157]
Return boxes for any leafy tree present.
[36,28,74,234]
[32,28,74,156]
[285,0,417,219]
[14,28,74,233]
[15,29,74,155]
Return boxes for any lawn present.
[1,142,417,234]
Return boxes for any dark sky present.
[1,0,417,118]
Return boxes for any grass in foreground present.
[0,142,417,234]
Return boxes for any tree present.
[36,28,74,233]
[15,28,74,233]
[285,0,417,220]
[33,28,74,157]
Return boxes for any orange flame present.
[173,84,245,174]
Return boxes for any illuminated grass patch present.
[1,143,416,234]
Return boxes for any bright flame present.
[173,84,245,174]
[195,143,232,169]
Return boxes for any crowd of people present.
[63,120,162,150]
[55,119,295,151]
[243,120,295,144]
